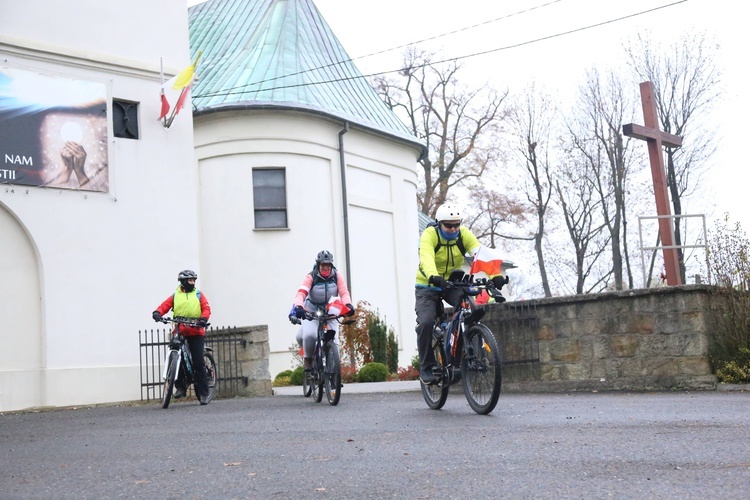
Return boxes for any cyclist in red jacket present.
[152,269,212,404]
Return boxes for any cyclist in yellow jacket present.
[415,204,506,385]
[152,269,212,404]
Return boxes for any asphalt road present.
[2,389,750,499]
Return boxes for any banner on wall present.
[0,67,109,193]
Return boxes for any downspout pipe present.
[338,121,352,292]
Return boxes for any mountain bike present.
[291,306,352,406]
[159,317,217,409]
[421,270,506,415]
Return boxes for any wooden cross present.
[622,81,683,286]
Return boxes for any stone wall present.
[216,325,273,397]
[482,285,719,392]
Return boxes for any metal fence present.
[495,302,541,382]
[139,326,249,401]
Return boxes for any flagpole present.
[159,58,167,128]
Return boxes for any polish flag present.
[326,296,351,317]
[159,52,201,127]
[470,246,503,276]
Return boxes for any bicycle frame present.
[161,331,194,384]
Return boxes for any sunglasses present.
[441,222,460,229]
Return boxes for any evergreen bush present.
[369,314,387,364]
[357,362,388,382]
[289,366,305,385]
[273,369,293,387]
[386,329,399,373]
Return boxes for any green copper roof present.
[188,0,420,146]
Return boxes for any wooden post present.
[623,81,683,286]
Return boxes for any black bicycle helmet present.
[315,250,334,265]
[177,269,198,281]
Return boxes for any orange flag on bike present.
[470,246,503,276]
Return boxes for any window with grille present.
[112,99,139,139]
[252,168,288,229]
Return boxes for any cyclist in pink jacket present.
[289,251,354,371]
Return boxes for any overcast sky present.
[187,0,747,246]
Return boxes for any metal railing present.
[495,302,541,382]
[139,325,249,401]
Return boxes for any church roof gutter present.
[193,102,427,160]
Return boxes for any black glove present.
[294,305,306,319]
[152,311,162,322]
[492,275,509,290]
[429,275,446,289]
[198,317,208,328]
[345,303,355,317]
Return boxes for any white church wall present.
[0,204,43,410]
[0,0,197,411]
[0,0,189,71]
[195,111,420,377]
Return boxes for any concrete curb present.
[273,380,421,396]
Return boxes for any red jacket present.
[155,287,211,336]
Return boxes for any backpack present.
[428,221,466,256]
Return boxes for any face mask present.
[182,281,195,293]
[439,226,460,241]
[319,266,332,278]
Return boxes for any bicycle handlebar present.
[159,317,211,328]
[443,276,507,301]
[289,309,353,325]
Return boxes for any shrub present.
[397,365,419,381]
[288,343,303,367]
[715,347,750,383]
[340,301,398,375]
[289,366,305,385]
[357,362,388,383]
[707,215,750,378]
[386,329,399,373]
[411,355,420,371]
[340,363,358,384]
[339,300,374,370]
[370,314,387,364]
[273,370,293,387]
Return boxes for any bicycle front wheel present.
[312,350,324,403]
[461,324,502,415]
[302,368,312,397]
[324,343,341,406]
[161,351,179,409]
[203,352,217,403]
[421,337,449,410]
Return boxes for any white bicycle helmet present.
[435,204,462,222]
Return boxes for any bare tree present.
[625,31,721,282]
[553,153,611,294]
[565,69,637,290]
[373,48,508,217]
[465,183,531,248]
[505,86,556,297]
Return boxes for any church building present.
[0,0,422,412]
